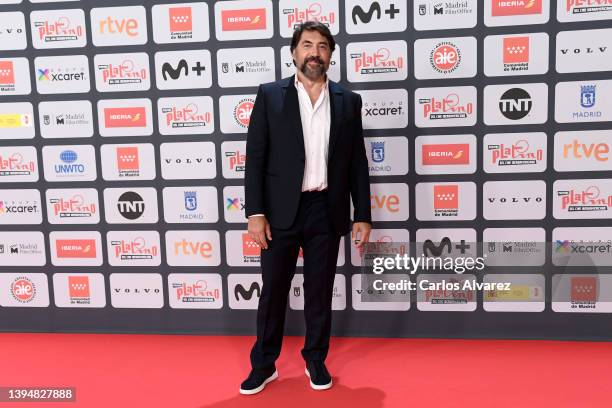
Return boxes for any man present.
[240,21,372,395]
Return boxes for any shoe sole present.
[239,369,278,395]
[304,368,333,390]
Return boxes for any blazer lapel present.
[328,80,344,161]
[282,75,305,160]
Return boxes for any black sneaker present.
[239,366,278,395]
[304,360,332,390]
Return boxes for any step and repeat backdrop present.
[1,0,612,339]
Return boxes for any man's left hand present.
[351,222,371,249]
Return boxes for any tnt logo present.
[170,7,192,32]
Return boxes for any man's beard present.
[299,56,327,80]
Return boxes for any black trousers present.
[249,189,342,371]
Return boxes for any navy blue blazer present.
[244,74,372,235]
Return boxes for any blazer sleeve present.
[349,94,372,224]
[244,84,268,218]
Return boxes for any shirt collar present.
[294,73,329,93]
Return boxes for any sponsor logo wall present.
[0,0,611,339]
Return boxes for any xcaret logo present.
[420,93,473,120]
[492,0,543,16]
[489,139,543,166]
[283,3,335,29]
[430,41,461,74]
[499,88,532,120]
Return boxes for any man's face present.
[292,29,332,80]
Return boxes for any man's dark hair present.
[289,21,336,53]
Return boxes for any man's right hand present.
[248,215,272,250]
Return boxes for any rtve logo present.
[91,6,147,46]
[171,238,214,259]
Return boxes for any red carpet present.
[1,333,611,407]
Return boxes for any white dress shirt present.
[249,74,330,218]
[295,74,330,192]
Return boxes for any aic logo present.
[499,88,532,120]
[117,191,145,220]
[11,276,35,303]
[492,0,543,16]
[430,41,460,74]
[233,98,254,129]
